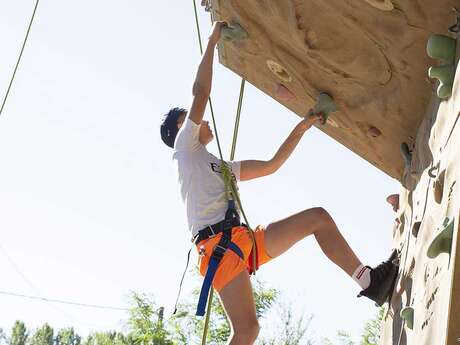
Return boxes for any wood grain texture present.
[210,0,458,180]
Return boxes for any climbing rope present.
[191,2,257,344]
[0,0,40,118]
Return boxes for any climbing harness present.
[195,200,244,316]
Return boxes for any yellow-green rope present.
[0,0,40,117]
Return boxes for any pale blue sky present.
[0,1,400,342]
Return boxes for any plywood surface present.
[210,0,458,180]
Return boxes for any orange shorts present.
[196,225,272,292]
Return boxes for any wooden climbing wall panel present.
[379,52,460,344]
[210,0,458,180]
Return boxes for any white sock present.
[352,264,371,289]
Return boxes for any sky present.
[0,0,401,343]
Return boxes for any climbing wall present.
[209,0,458,180]
[379,37,460,344]
[206,1,460,344]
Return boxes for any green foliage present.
[10,321,28,345]
[170,279,279,345]
[258,302,313,345]
[360,307,384,345]
[55,328,82,345]
[3,279,315,345]
[83,332,131,345]
[127,292,173,345]
[29,324,54,345]
[321,307,384,345]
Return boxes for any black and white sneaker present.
[357,249,400,306]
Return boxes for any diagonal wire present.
[0,290,130,311]
[0,243,85,325]
[0,0,40,117]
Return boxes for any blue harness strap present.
[196,229,244,316]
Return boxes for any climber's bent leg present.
[264,207,362,276]
[218,270,260,345]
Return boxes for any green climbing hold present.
[400,307,414,330]
[313,92,337,124]
[400,142,412,167]
[429,65,454,99]
[222,23,249,41]
[427,34,457,63]
[427,217,455,259]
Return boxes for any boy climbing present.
[161,22,399,345]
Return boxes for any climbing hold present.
[312,92,337,124]
[326,117,340,128]
[267,60,292,83]
[400,142,412,167]
[386,194,399,212]
[428,164,439,178]
[427,34,457,63]
[222,23,249,41]
[400,307,414,330]
[433,170,445,204]
[276,84,296,101]
[412,221,421,237]
[367,126,382,138]
[427,217,455,258]
[428,65,454,99]
[363,0,394,11]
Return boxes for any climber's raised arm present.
[239,113,322,181]
[188,22,224,126]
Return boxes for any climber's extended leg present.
[263,207,399,306]
[218,270,260,345]
[264,207,361,276]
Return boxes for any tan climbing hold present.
[433,170,445,204]
[266,60,292,83]
[363,0,394,11]
[327,117,340,128]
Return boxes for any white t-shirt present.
[173,118,241,237]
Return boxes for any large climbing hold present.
[312,92,337,125]
[222,22,249,41]
[427,34,457,99]
[429,65,455,99]
[427,217,455,259]
[400,306,414,330]
[427,34,457,62]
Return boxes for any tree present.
[127,293,173,345]
[322,307,384,345]
[83,332,131,345]
[170,279,314,345]
[10,321,28,345]
[258,301,314,345]
[360,307,384,345]
[29,323,54,345]
[56,328,82,345]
